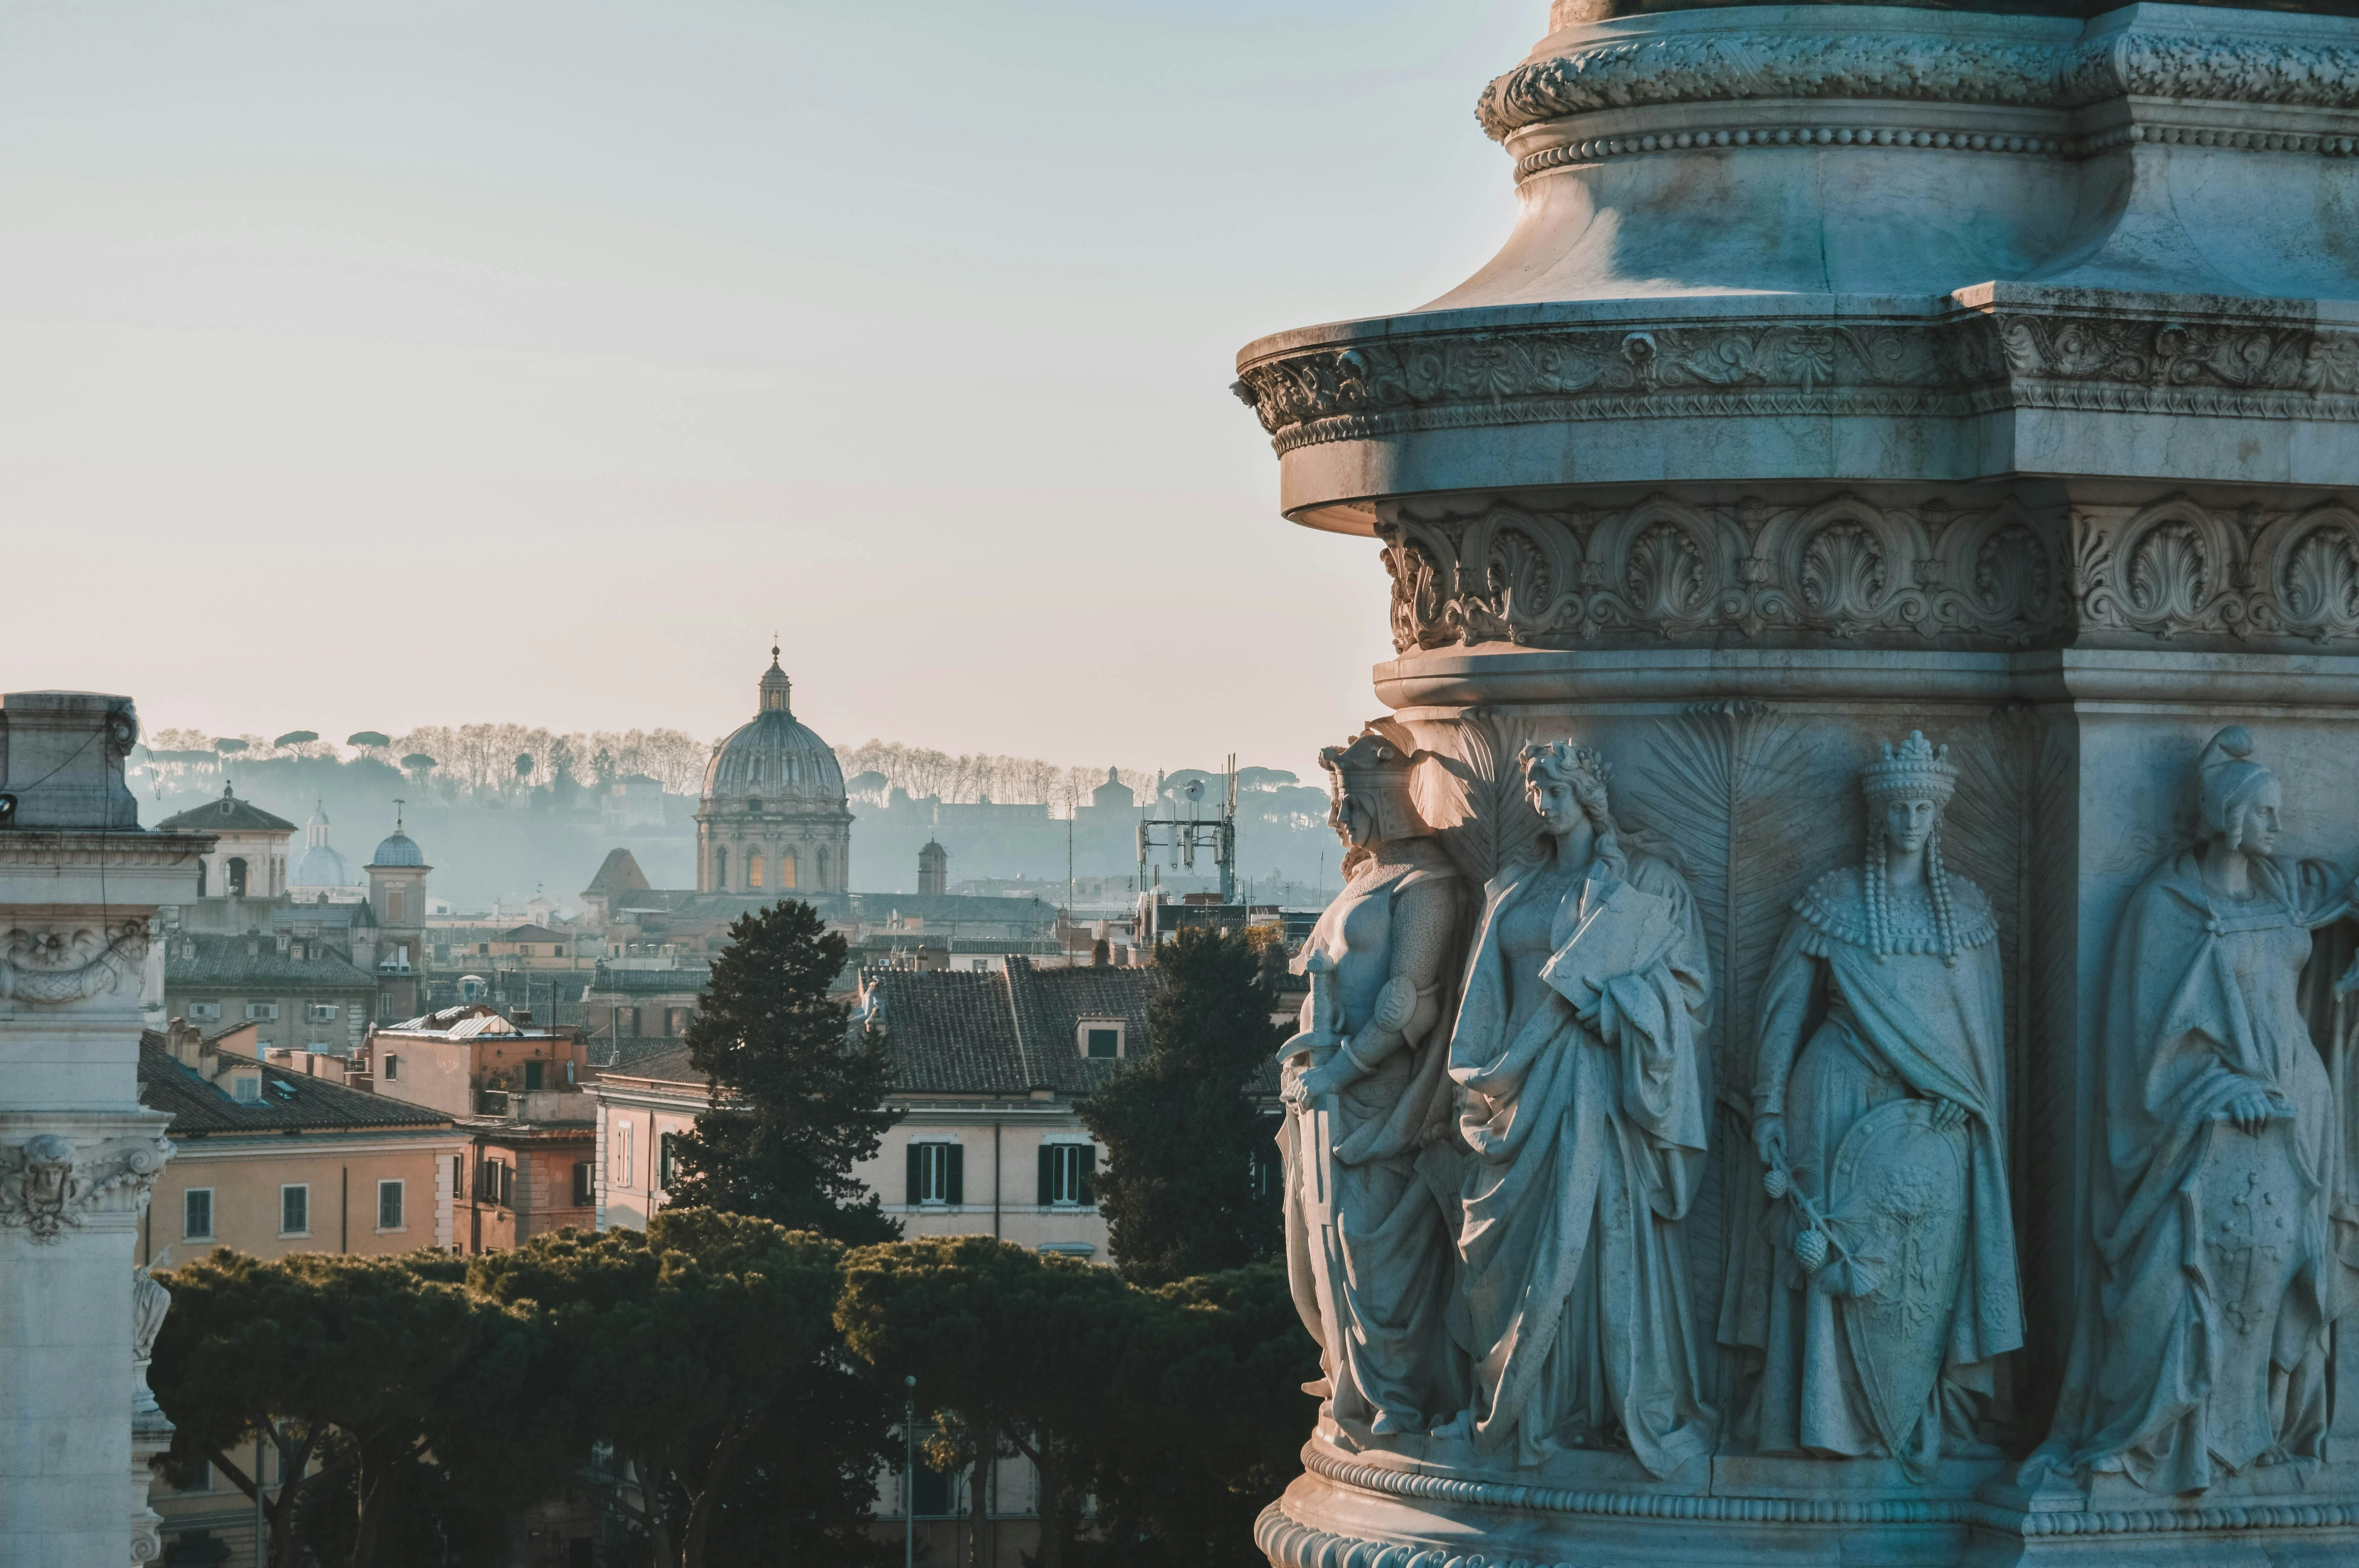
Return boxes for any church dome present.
[290,804,360,891]
[371,830,425,867]
[701,650,846,808]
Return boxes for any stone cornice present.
[1230,304,2359,454]
[1478,15,2359,140]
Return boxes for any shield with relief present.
[1824,1098,1972,1466]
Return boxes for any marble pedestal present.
[1237,3,2359,1564]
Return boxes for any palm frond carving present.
[1419,706,1543,887]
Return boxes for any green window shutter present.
[945,1145,964,1207]
[1037,1145,1054,1206]
[1080,1145,1096,1205]
[906,1142,923,1205]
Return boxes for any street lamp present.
[903,1374,917,1568]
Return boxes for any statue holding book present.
[1436,739,1716,1477]
[1725,731,2022,1477]
[1277,722,1469,1444]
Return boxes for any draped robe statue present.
[2030,727,2359,1494]
[1726,731,2023,1474]
[1441,740,1716,1478]
[1279,724,1468,1441]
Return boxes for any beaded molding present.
[1515,123,2359,178]
[1283,1443,2359,1541]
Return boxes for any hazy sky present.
[0,1,1537,778]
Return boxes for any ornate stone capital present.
[0,1121,174,1244]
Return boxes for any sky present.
[0,0,1539,780]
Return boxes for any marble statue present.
[1728,731,2021,1475]
[1438,739,1716,1477]
[2028,727,2359,1495]
[1278,722,1468,1442]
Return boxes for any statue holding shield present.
[1729,731,2023,1476]
[1278,722,1468,1443]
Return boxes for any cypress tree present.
[1079,926,1283,1285]
[666,901,900,1243]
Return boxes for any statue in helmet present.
[1278,719,1469,1445]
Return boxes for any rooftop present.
[139,1029,453,1136]
[154,784,297,836]
[164,930,375,990]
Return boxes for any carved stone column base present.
[1257,1445,2359,1568]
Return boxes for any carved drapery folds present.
[1376,493,2359,652]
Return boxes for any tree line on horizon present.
[146,904,1307,1568]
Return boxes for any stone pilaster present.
[0,693,207,1566]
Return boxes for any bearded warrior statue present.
[1278,721,1468,1444]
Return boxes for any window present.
[712,847,728,888]
[905,1142,963,1207]
[196,861,208,898]
[779,851,796,889]
[183,1188,214,1241]
[382,1053,400,1082]
[387,887,404,922]
[226,857,248,897]
[524,1060,544,1092]
[658,1132,680,1191]
[245,1002,279,1022]
[377,1179,405,1230]
[749,853,764,888]
[307,1003,337,1022]
[1079,1021,1123,1059]
[618,1006,641,1037]
[910,1455,958,1517]
[971,959,989,972]
[187,1001,220,1021]
[231,1075,262,1105]
[280,1184,309,1236]
[615,1121,636,1190]
[816,846,830,889]
[553,945,564,957]
[518,945,533,957]
[1040,1143,1097,1207]
[184,1458,213,1493]
[665,1007,691,1036]
[572,1160,593,1206]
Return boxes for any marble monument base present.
[1255,1441,2359,1568]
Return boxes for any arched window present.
[779,851,797,889]
[749,854,765,888]
[712,847,728,889]
[226,857,248,897]
[196,860,208,898]
[387,886,405,923]
[816,847,830,890]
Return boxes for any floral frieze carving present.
[0,922,149,1007]
[1382,494,2066,651]
[1231,314,2359,455]
[1476,26,2359,140]
[1381,493,2359,651]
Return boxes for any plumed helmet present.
[2198,725,2275,835]
[1320,721,1429,844]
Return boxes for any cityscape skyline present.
[0,1,1536,766]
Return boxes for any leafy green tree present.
[1080,926,1284,1285]
[835,1236,1137,1568]
[1087,1263,1321,1568]
[667,900,901,1243]
[470,1209,863,1568]
[147,1251,556,1568]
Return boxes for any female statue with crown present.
[1731,731,2022,1475]
[1278,722,1468,1443]
[1438,739,1716,1479]
[2026,727,2359,1495]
